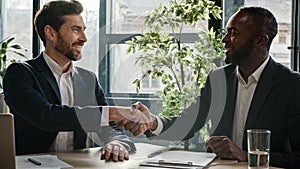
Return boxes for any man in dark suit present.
[3,0,136,162]
[120,7,300,168]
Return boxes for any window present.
[279,36,287,44]
[105,0,209,96]
[142,75,160,89]
[0,0,32,61]
[108,0,169,34]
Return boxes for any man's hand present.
[109,105,151,126]
[117,102,157,136]
[108,106,132,123]
[100,141,129,162]
[204,136,247,161]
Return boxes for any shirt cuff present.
[149,115,163,135]
[100,106,109,126]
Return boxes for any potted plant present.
[126,0,224,150]
[0,36,27,113]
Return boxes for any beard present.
[224,38,254,65]
[55,33,83,61]
[65,50,81,61]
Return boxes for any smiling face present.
[222,11,256,65]
[54,14,87,61]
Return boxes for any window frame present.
[291,0,299,71]
[98,0,222,106]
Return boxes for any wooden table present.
[46,143,281,169]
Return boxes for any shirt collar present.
[43,51,74,76]
[236,56,270,83]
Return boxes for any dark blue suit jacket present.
[3,53,135,155]
[151,58,300,168]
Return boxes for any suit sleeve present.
[92,71,136,152]
[269,78,300,168]
[146,74,212,141]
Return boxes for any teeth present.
[74,46,82,49]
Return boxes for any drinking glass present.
[247,129,271,169]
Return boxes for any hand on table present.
[100,141,129,162]
[204,136,247,162]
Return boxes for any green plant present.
[126,0,224,117]
[0,36,27,89]
[126,0,225,150]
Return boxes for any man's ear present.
[256,34,269,47]
[44,25,56,42]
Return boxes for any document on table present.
[141,150,216,168]
[16,155,72,169]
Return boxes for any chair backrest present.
[0,113,16,169]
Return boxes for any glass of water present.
[247,129,271,169]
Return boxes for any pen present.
[147,142,181,158]
[154,160,194,166]
[147,147,173,158]
[148,151,162,158]
[28,157,42,165]
[140,160,203,169]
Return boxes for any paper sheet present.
[142,150,216,167]
[16,155,72,169]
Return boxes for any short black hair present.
[34,0,83,47]
[239,6,278,49]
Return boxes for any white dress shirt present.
[43,52,75,152]
[232,57,269,148]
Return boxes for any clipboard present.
[140,160,203,169]
[142,150,216,168]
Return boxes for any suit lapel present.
[72,68,95,148]
[33,54,61,103]
[213,66,238,137]
[73,67,98,106]
[245,58,277,128]
[73,67,86,106]
[222,66,238,136]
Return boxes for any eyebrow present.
[71,25,86,31]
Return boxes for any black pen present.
[28,157,42,165]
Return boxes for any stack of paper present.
[16,155,72,169]
[141,150,216,168]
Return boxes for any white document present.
[141,150,216,168]
[16,155,72,169]
[160,150,216,166]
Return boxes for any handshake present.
[109,102,157,136]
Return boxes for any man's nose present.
[221,33,230,43]
[79,31,87,43]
